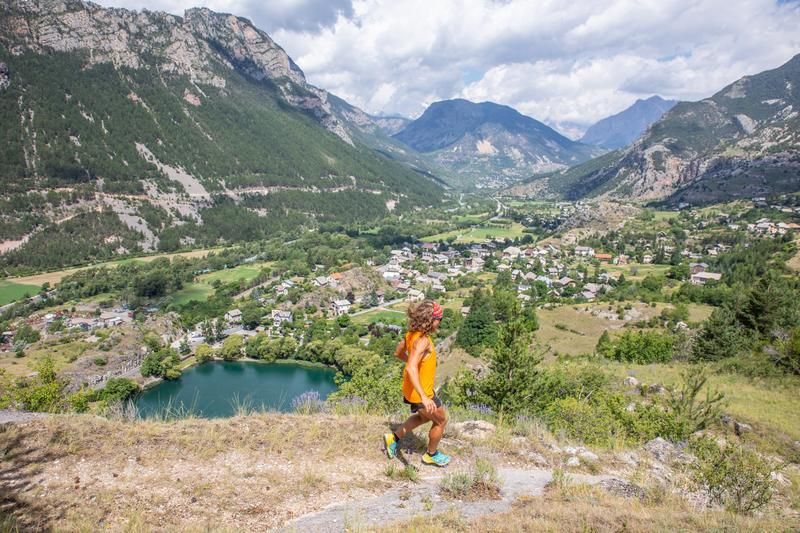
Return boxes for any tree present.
[456,288,496,355]
[476,319,542,415]
[220,334,244,361]
[692,307,751,361]
[195,343,214,364]
[595,330,612,356]
[13,324,40,345]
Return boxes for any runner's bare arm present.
[394,339,408,362]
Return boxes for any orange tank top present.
[402,330,437,403]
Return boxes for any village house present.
[691,272,723,285]
[502,246,522,260]
[224,309,242,325]
[271,310,293,328]
[594,252,613,262]
[406,288,425,302]
[689,262,708,275]
[313,276,330,287]
[574,246,594,257]
[331,300,351,316]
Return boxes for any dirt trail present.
[284,467,611,532]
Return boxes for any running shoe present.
[383,433,398,459]
[422,450,451,467]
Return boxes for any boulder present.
[598,478,646,500]
[645,437,677,463]
[578,450,599,462]
[524,451,549,466]
[623,376,640,388]
[733,420,753,436]
[565,456,580,467]
[451,420,496,440]
[647,383,667,394]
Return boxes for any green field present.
[352,309,406,325]
[422,222,527,244]
[0,280,40,306]
[170,262,272,305]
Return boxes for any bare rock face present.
[0,62,9,90]
[0,0,351,142]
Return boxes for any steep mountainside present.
[0,0,442,270]
[525,54,800,204]
[393,99,600,188]
[580,96,677,150]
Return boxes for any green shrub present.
[664,368,725,438]
[690,437,777,514]
[99,378,139,403]
[545,394,626,446]
[195,343,214,364]
[771,327,800,375]
[603,331,674,363]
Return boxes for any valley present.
[1,0,800,530]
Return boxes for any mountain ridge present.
[580,95,677,150]
[0,0,443,269]
[393,98,600,188]
[512,54,800,204]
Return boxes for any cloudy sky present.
[98,0,800,138]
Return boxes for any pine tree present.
[478,319,542,415]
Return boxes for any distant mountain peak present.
[393,98,600,188]
[580,96,677,150]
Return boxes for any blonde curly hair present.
[407,299,438,334]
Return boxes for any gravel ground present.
[0,409,49,425]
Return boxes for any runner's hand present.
[422,396,436,414]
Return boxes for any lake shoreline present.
[142,356,336,391]
[136,359,338,418]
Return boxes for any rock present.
[645,437,677,463]
[647,383,667,394]
[623,376,640,387]
[598,478,646,500]
[509,436,528,448]
[617,451,639,467]
[771,471,791,487]
[451,420,496,440]
[625,402,636,413]
[578,451,599,462]
[565,456,580,467]
[524,451,549,466]
[733,421,753,436]
[564,446,585,455]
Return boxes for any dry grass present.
[384,485,796,532]
[0,413,394,531]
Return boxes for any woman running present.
[383,300,451,466]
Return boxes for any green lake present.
[135,361,338,418]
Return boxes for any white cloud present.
[97,0,800,136]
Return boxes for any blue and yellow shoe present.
[383,433,398,459]
[422,450,451,467]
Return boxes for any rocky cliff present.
[523,54,800,204]
[0,0,442,270]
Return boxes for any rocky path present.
[283,467,612,532]
[0,409,49,425]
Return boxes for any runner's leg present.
[394,413,426,439]
[418,406,447,454]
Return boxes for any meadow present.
[169,261,272,305]
[0,280,40,306]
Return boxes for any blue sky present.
[98,0,800,137]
